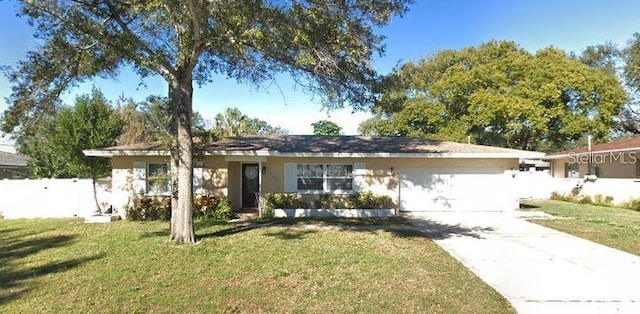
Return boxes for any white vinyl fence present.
[516,171,640,204]
[0,178,111,219]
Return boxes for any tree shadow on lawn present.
[262,229,319,240]
[197,222,266,239]
[0,227,105,305]
[194,217,494,241]
[139,219,237,239]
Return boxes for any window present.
[296,164,353,192]
[565,163,579,178]
[147,163,170,194]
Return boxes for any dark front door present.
[242,164,259,208]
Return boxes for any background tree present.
[17,111,73,178]
[312,120,342,136]
[17,89,123,211]
[212,107,288,137]
[118,95,207,144]
[56,89,123,213]
[621,32,640,134]
[362,41,627,151]
[2,1,411,243]
[578,41,621,76]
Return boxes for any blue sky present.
[2,0,640,138]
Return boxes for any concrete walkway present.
[406,212,640,314]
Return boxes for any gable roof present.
[84,135,543,159]
[546,137,640,159]
[0,151,28,167]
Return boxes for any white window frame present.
[296,163,354,194]
[147,162,171,196]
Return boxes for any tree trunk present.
[91,171,101,215]
[168,73,195,244]
[169,100,179,235]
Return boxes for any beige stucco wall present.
[551,152,637,178]
[200,156,229,198]
[227,162,241,210]
[260,157,518,209]
[110,155,518,213]
[111,156,229,215]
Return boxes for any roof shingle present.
[93,135,540,156]
[0,151,28,167]
[548,137,640,156]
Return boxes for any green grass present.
[521,199,640,256]
[0,218,513,313]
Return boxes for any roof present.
[546,137,640,159]
[84,135,544,159]
[0,151,28,167]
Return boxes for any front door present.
[242,163,259,208]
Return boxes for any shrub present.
[263,192,392,210]
[593,194,614,207]
[348,191,393,209]
[211,199,233,220]
[193,195,218,220]
[550,192,619,208]
[126,196,171,221]
[550,192,574,202]
[577,195,593,205]
[314,194,348,209]
[260,206,275,220]
[127,195,233,221]
[264,193,307,209]
[619,198,640,211]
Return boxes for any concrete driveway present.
[406,211,640,314]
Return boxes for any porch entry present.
[241,163,259,208]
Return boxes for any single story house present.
[545,137,640,179]
[0,151,29,179]
[84,135,543,217]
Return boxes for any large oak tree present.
[361,41,627,151]
[1,0,411,243]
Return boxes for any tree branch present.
[102,0,176,79]
[186,0,204,73]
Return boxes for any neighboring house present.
[541,137,640,203]
[0,151,29,179]
[83,135,543,217]
[545,137,640,179]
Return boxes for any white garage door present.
[399,166,515,212]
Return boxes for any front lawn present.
[0,218,513,313]
[521,199,640,256]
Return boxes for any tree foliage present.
[212,107,287,137]
[361,41,627,151]
[1,0,411,243]
[311,120,342,136]
[619,32,640,134]
[578,41,621,76]
[18,88,122,179]
[572,34,640,135]
[117,95,206,144]
[17,111,73,178]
